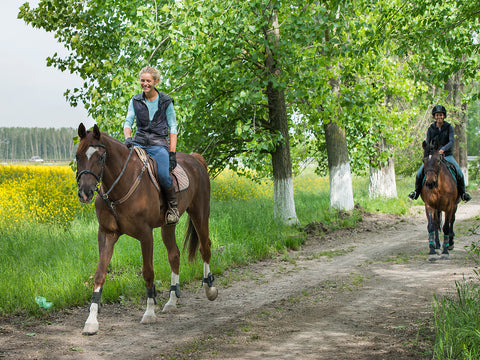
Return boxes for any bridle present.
[424,153,443,188]
[76,142,147,220]
[76,143,107,192]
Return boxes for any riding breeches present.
[416,155,464,181]
[134,144,173,188]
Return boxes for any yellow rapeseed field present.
[0,165,329,228]
[211,168,329,201]
[0,165,81,228]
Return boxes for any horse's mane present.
[423,140,439,158]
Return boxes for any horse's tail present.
[183,152,208,261]
[191,152,208,172]
[183,218,199,262]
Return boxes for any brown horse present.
[421,140,459,260]
[76,123,218,335]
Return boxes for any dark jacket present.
[426,121,454,156]
[132,89,173,147]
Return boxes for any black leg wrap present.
[146,285,157,305]
[91,288,102,313]
[170,284,181,298]
[202,273,215,287]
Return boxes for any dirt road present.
[1,196,480,359]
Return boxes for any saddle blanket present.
[171,165,189,193]
[134,147,189,193]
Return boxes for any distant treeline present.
[0,127,76,161]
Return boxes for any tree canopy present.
[18,0,480,176]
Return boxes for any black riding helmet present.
[432,105,447,117]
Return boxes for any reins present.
[424,153,450,188]
[77,143,149,221]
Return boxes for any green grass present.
[0,173,464,317]
[433,281,480,359]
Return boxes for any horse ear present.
[422,140,427,150]
[78,123,86,139]
[93,124,101,140]
[434,140,440,151]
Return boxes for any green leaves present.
[19,0,480,177]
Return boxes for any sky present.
[0,1,95,129]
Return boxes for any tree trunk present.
[324,120,354,210]
[368,139,397,199]
[445,71,469,185]
[266,9,298,225]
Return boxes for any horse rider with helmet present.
[408,104,472,202]
[123,66,180,225]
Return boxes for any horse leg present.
[82,229,118,335]
[161,225,181,313]
[190,214,218,301]
[441,214,451,259]
[139,231,157,324]
[434,210,441,250]
[425,206,437,260]
[448,211,456,251]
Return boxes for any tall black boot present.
[163,185,179,224]
[457,174,472,202]
[408,172,423,200]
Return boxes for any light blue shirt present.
[124,97,177,134]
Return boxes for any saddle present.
[442,158,457,184]
[133,147,189,193]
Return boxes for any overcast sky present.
[0,1,95,129]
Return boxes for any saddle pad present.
[171,165,189,193]
[442,159,457,183]
[134,146,189,193]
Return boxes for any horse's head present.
[422,140,442,190]
[76,123,106,203]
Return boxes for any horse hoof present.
[448,245,454,251]
[428,254,438,262]
[205,286,218,301]
[82,323,99,336]
[441,254,450,260]
[140,314,157,324]
[162,304,177,313]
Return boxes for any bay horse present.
[421,140,459,260]
[75,123,218,335]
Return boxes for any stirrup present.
[165,207,179,225]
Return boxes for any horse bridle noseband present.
[424,153,444,186]
[76,143,106,191]
[76,143,146,220]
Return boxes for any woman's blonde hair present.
[139,66,161,82]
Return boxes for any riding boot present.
[456,174,472,202]
[163,184,180,224]
[408,172,423,200]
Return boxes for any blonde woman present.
[123,66,179,224]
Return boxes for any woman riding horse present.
[124,66,179,225]
[408,104,471,202]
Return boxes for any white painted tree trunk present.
[274,177,299,225]
[368,157,397,199]
[329,162,354,211]
[462,166,469,186]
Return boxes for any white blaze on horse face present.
[86,146,98,160]
[429,155,432,159]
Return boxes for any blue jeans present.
[417,155,463,181]
[135,144,172,188]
